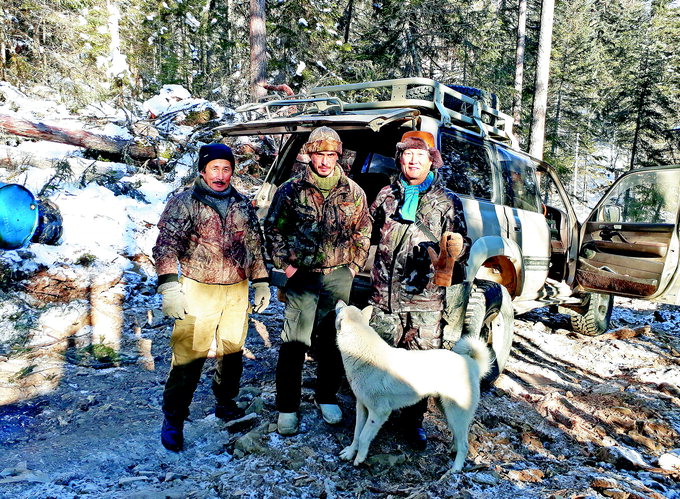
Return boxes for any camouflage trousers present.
[369,307,444,350]
[369,283,469,350]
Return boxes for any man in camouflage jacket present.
[264,126,371,435]
[153,143,270,452]
[369,130,471,449]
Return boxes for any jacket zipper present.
[387,216,412,313]
[312,180,346,269]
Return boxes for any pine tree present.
[599,0,680,168]
[265,0,346,89]
[542,0,603,187]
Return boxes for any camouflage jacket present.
[153,179,268,285]
[264,167,371,274]
[370,173,470,313]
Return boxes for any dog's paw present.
[352,449,368,466]
[450,457,465,473]
[339,446,356,461]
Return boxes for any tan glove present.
[427,231,465,287]
[252,282,271,313]
[158,281,188,319]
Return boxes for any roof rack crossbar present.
[235,96,344,120]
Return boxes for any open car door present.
[576,166,680,305]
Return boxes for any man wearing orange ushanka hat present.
[368,130,471,450]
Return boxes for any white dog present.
[335,300,490,471]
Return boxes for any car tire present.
[462,279,514,386]
[559,292,613,336]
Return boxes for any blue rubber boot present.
[161,417,184,452]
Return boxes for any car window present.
[355,152,397,205]
[362,152,398,176]
[439,131,493,199]
[595,169,680,224]
[539,171,566,211]
[496,148,542,212]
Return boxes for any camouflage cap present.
[395,130,443,168]
[302,126,342,155]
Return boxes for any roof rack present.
[310,78,518,149]
[232,78,518,149]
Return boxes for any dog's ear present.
[361,305,373,322]
[336,300,347,313]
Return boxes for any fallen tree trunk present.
[0,113,156,160]
[0,145,133,179]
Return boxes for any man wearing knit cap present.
[369,130,471,450]
[264,126,371,435]
[153,142,271,451]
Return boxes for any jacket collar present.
[191,177,241,219]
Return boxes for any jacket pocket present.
[414,324,442,350]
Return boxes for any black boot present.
[401,398,428,451]
[161,357,205,451]
[161,417,184,452]
[404,426,428,451]
[213,350,246,422]
[276,341,308,413]
[215,399,245,422]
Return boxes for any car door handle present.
[514,225,521,231]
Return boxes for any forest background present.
[1,0,679,199]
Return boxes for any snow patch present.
[295,61,307,76]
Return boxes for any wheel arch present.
[466,236,523,298]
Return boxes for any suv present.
[217,78,680,379]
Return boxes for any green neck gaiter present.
[308,165,341,198]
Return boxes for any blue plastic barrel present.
[0,182,39,250]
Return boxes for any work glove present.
[252,282,271,313]
[427,231,465,287]
[158,281,188,320]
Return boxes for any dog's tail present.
[453,336,492,380]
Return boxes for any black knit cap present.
[198,143,235,171]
